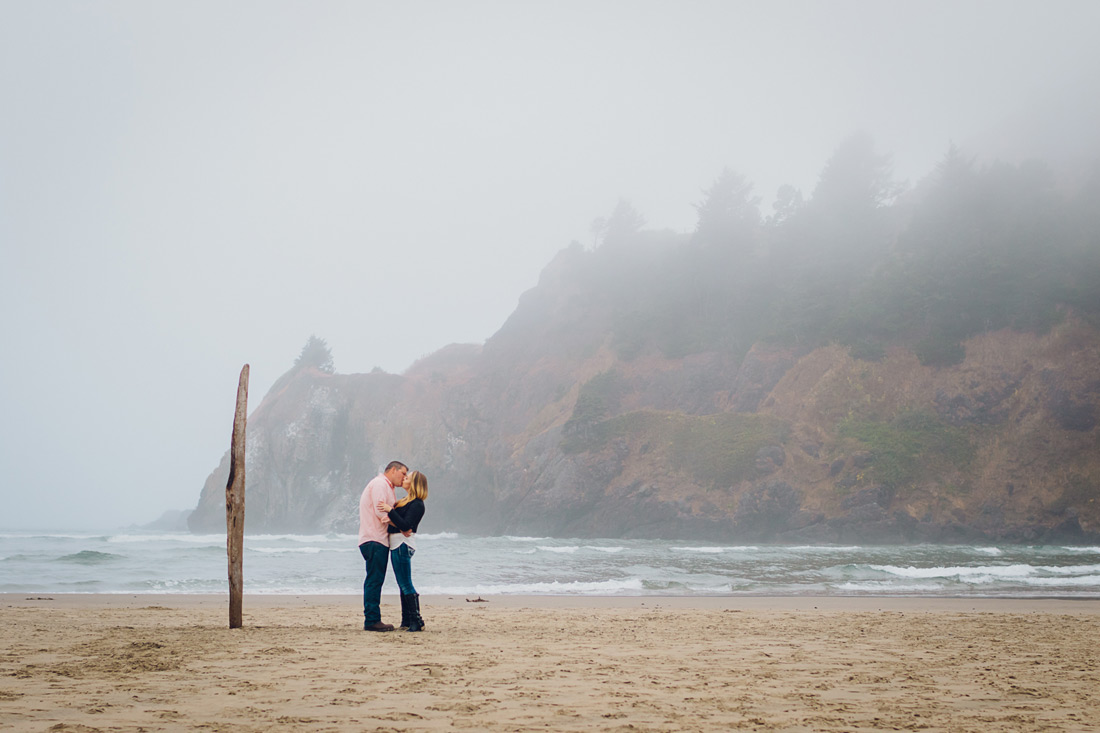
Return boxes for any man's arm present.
[368,480,391,522]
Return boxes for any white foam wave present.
[684,583,734,593]
[538,546,579,554]
[250,547,325,554]
[975,547,1004,556]
[787,545,864,552]
[672,546,759,553]
[107,533,225,544]
[1017,575,1100,587]
[0,532,107,540]
[870,564,1100,581]
[1037,564,1100,575]
[870,564,1037,579]
[252,534,348,542]
[418,532,459,540]
[419,577,646,595]
[584,546,624,553]
[1062,547,1100,554]
[836,581,947,593]
[504,536,550,542]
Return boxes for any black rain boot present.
[399,593,411,629]
[407,593,424,632]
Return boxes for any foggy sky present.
[2,1,1098,530]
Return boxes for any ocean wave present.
[107,533,225,544]
[869,564,1041,579]
[1018,575,1100,587]
[671,546,759,554]
[418,532,459,540]
[874,563,1100,580]
[975,547,1004,556]
[55,550,123,565]
[680,582,735,593]
[1035,564,1100,575]
[584,546,624,553]
[107,532,356,545]
[537,546,579,554]
[503,536,550,542]
[250,547,325,554]
[835,581,947,593]
[247,534,352,543]
[1062,547,1100,554]
[0,532,110,540]
[786,545,864,552]
[419,577,646,595]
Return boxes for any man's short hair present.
[384,460,408,473]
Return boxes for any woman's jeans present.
[390,543,417,595]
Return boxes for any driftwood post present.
[226,364,249,629]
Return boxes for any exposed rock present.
[845,502,887,523]
[840,486,893,510]
[850,452,872,469]
[934,373,1021,425]
[1048,389,1097,431]
[727,344,799,412]
[732,481,802,540]
[754,445,786,475]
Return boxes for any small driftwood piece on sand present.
[466,596,488,603]
[226,364,249,629]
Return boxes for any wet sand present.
[2,594,1098,731]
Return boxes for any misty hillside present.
[189,138,1100,543]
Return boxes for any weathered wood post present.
[226,364,249,629]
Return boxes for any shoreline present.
[4,592,1100,613]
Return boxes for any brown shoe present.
[364,621,394,632]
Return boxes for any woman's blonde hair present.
[396,470,428,508]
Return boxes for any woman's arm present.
[384,501,423,533]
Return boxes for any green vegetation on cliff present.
[839,411,974,492]
[566,409,788,490]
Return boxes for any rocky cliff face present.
[189,248,1100,543]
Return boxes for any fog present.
[1,1,1098,530]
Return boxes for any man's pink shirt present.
[358,474,396,546]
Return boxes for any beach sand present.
[2,594,1098,732]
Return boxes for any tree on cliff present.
[600,199,646,248]
[768,133,902,345]
[295,335,335,374]
[693,167,761,249]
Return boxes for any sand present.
[2,594,1099,732]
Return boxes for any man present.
[358,460,407,631]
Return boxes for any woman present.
[378,470,427,632]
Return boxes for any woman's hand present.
[377,502,392,512]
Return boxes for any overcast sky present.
[2,0,1098,531]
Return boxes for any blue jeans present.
[390,543,417,595]
[359,541,389,624]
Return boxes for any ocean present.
[2,531,1099,598]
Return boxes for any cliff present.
[189,151,1100,542]
[188,266,1100,543]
